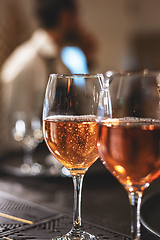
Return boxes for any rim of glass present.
[49,73,104,78]
[105,69,160,78]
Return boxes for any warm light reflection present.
[142,124,155,131]
[114,165,125,174]
[126,176,132,186]
[67,78,71,93]
[103,118,120,127]
[0,212,33,224]
[145,183,150,188]
[142,125,148,130]
[129,187,134,192]
[149,125,154,130]
[55,150,61,156]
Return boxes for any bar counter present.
[0,143,159,239]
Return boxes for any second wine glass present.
[97,70,160,239]
[43,73,103,240]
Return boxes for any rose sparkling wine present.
[43,115,99,175]
[98,117,160,192]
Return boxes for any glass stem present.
[128,191,143,240]
[71,174,84,235]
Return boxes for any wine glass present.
[97,70,160,240]
[43,73,103,240]
[12,111,43,175]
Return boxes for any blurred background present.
[1,0,160,161]
[1,0,160,167]
[2,0,160,73]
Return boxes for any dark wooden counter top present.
[0,145,159,239]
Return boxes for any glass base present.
[52,228,99,240]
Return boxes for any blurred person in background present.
[0,0,97,152]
